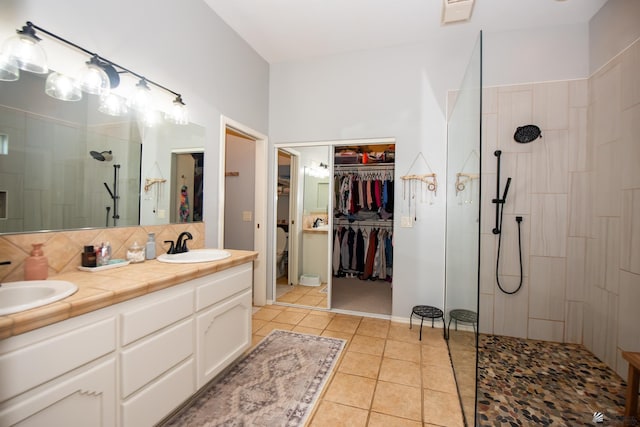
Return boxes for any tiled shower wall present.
[479,38,640,378]
[585,38,640,378]
[478,78,589,344]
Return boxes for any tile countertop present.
[0,249,258,339]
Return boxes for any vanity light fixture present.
[77,55,111,96]
[0,21,189,124]
[0,22,48,74]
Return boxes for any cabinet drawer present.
[121,287,193,346]
[121,358,195,427]
[121,319,194,399]
[196,263,252,311]
[0,317,116,403]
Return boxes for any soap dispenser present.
[145,233,156,260]
[24,243,48,280]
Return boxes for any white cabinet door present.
[196,289,252,387]
[0,358,116,427]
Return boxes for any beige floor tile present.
[384,340,421,363]
[309,401,368,427]
[423,389,464,427]
[295,295,325,307]
[292,325,323,335]
[371,381,422,421]
[378,358,421,387]
[327,317,361,334]
[419,326,446,344]
[254,321,294,336]
[367,412,422,427]
[308,309,335,317]
[276,293,303,303]
[299,313,332,329]
[348,335,386,356]
[388,322,422,343]
[272,310,307,325]
[252,318,267,333]
[252,307,281,321]
[338,351,382,379]
[422,363,457,394]
[421,344,450,366]
[284,306,312,313]
[356,318,390,338]
[322,330,354,342]
[323,372,376,409]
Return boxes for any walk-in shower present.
[90,150,120,227]
[493,125,542,295]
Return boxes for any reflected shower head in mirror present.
[90,150,112,161]
[514,125,542,143]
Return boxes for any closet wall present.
[331,144,395,314]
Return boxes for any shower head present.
[514,125,542,143]
[90,150,113,162]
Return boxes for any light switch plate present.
[400,216,413,228]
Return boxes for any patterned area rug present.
[477,335,633,426]
[162,330,345,427]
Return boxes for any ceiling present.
[204,0,607,63]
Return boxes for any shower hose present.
[495,205,524,295]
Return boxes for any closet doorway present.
[272,138,395,316]
[331,142,394,316]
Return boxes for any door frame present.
[218,115,268,306]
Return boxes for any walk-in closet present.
[273,141,394,316]
[331,144,394,315]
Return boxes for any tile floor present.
[252,304,464,427]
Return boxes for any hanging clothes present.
[179,185,190,223]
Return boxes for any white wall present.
[224,133,256,250]
[0,0,270,246]
[269,24,593,318]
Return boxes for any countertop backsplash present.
[0,223,205,283]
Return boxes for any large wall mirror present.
[0,70,205,234]
[274,144,330,309]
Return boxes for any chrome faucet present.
[313,218,324,228]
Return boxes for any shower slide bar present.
[491,150,511,235]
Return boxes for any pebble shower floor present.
[477,335,637,426]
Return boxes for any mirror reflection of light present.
[99,92,129,116]
[307,162,329,178]
[45,72,82,101]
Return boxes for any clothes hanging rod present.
[333,219,393,227]
[334,164,394,170]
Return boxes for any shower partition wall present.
[444,32,482,426]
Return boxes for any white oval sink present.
[0,280,78,316]
[157,249,231,264]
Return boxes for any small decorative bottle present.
[81,245,97,267]
[145,233,156,260]
[24,243,48,280]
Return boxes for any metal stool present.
[446,309,478,340]
[409,305,444,340]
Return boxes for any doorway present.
[170,151,203,223]
[218,116,267,306]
